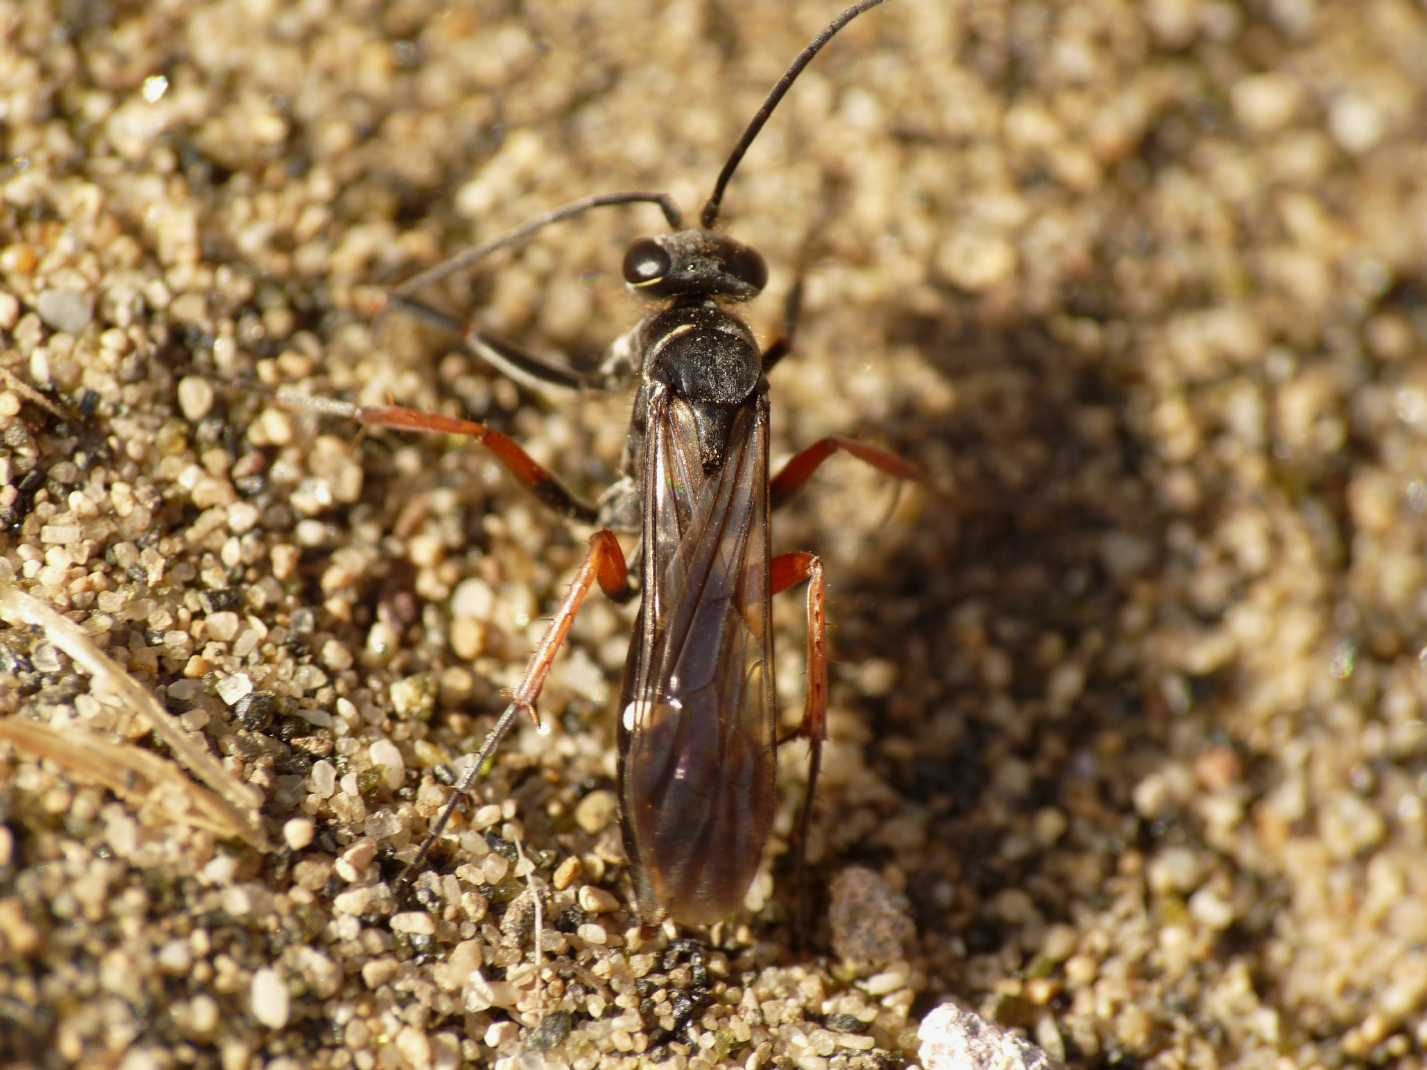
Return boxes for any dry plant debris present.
[1,584,267,846]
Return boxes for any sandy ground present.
[3,0,1427,1067]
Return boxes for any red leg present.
[771,551,828,748]
[401,530,630,879]
[769,551,827,933]
[770,436,921,512]
[511,529,631,732]
[277,388,599,524]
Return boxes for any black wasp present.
[283,0,918,926]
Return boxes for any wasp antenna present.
[395,191,684,299]
[700,0,886,230]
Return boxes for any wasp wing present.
[617,386,776,925]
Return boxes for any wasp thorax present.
[622,229,767,301]
[644,304,761,407]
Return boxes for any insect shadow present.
[282,0,919,930]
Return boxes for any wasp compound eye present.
[623,238,671,286]
[726,243,768,294]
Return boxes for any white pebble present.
[1188,887,1236,930]
[200,855,238,885]
[463,971,519,1012]
[215,672,253,705]
[227,501,260,534]
[188,994,219,1036]
[473,803,504,831]
[451,578,495,619]
[283,818,315,850]
[309,759,337,798]
[370,739,405,790]
[578,885,620,914]
[365,809,402,840]
[251,967,290,1029]
[333,887,377,915]
[40,524,83,545]
[863,968,908,996]
[577,922,608,946]
[157,939,193,974]
[177,376,215,421]
[395,1026,432,1068]
[1330,93,1384,154]
[918,1002,1056,1070]
[321,638,354,671]
[1230,73,1300,133]
[336,838,377,881]
[207,612,240,643]
[1148,846,1204,894]
[37,288,94,333]
[391,911,436,936]
[484,1020,521,1048]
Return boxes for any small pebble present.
[451,577,495,619]
[578,885,620,914]
[577,922,608,946]
[1148,847,1205,895]
[484,1021,521,1048]
[215,672,253,705]
[829,866,916,965]
[157,939,192,974]
[1188,886,1236,930]
[574,789,617,834]
[283,818,315,851]
[227,501,260,534]
[552,856,582,891]
[363,958,399,989]
[177,376,215,421]
[200,855,238,885]
[449,617,486,660]
[336,839,377,881]
[395,1026,431,1068]
[390,675,436,719]
[188,994,219,1038]
[1329,93,1383,154]
[333,887,378,915]
[36,288,94,333]
[863,967,909,996]
[207,611,240,643]
[251,968,290,1029]
[309,759,337,798]
[39,524,83,545]
[391,911,436,936]
[918,1003,1057,1070]
[1230,73,1300,133]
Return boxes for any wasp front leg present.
[277,389,603,525]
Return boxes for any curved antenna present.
[700,0,886,229]
[395,191,684,299]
